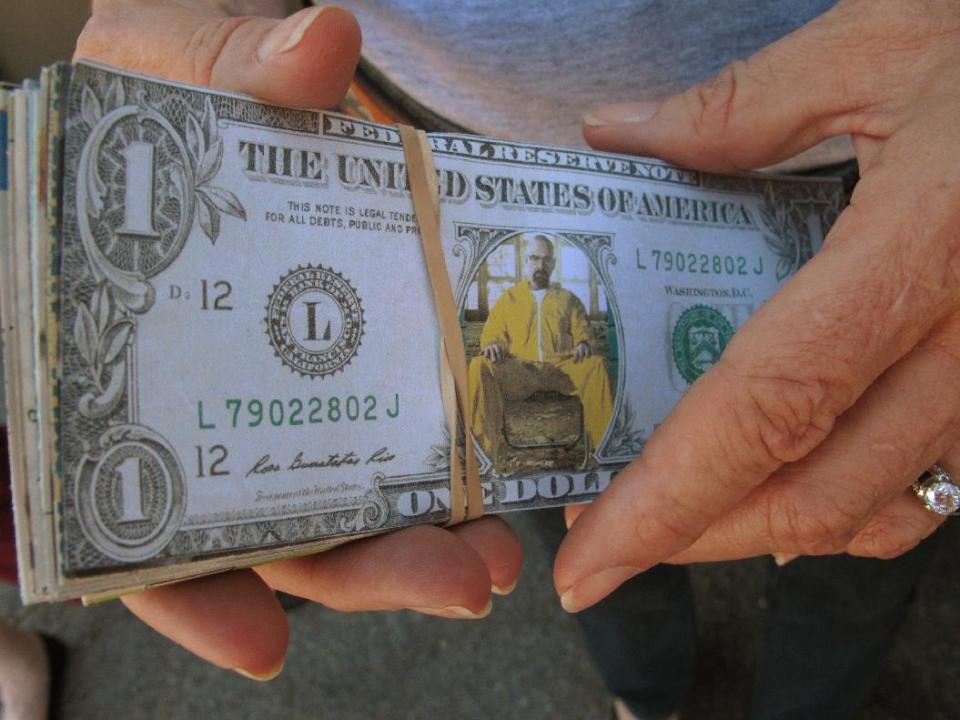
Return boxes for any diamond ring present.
[913,464,960,516]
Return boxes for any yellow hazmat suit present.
[468,280,614,465]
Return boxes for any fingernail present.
[584,101,659,127]
[560,566,641,613]
[564,505,588,530]
[233,659,284,682]
[773,553,799,567]
[410,598,493,619]
[258,6,329,61]
[492,579,517,596]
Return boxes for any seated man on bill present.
[469,233,614,467]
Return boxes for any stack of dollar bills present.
[0,61,844,603]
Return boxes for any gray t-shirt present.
[337,0,852,170]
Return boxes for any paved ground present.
[2,511,959,719]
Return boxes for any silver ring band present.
[913,464,960,516]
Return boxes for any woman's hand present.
[75,0,522,679]
[557,0,960,611]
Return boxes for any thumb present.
[75,3,361,109]
[582,2,880,171]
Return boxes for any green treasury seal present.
[672,304,734,384]
[266,265,364,378]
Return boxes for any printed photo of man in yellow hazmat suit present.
[467,232,614,472]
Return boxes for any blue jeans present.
[532,509,937,720]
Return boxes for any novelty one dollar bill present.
[0,62,843,602]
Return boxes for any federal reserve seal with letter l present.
[672,304,735,384]
[266,265,364,378]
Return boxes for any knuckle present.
[765,493,858,555]
[849,510,942,559]
[848,522,918,560]
[719,361,843,474]
[629,486,705,554]
[686,60,755,160]
[186,16,254,86]
[848,525,910,559]
[693,63,739,135]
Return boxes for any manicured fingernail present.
[410,598,493,619]
[258,6,329,60]
[492,579,517,596]
[584,101,659,127]
[773,553,799,567]
[560,566,641,613]
[233,660,284,682]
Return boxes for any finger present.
[582,1,901,170]
[122,569,287,679]
[554,181,955,611]
[255,524,501,619]
[845,487,946,559]
[848,446,960,558]
[447,516,523,595]
[76,3,361,109]
[663,320,960,563]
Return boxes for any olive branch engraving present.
[80,77,126,219]
[425,431,452,472]
[758,183,800,281]
[73,282,132,419]
[183,97,246,244]
[606,399,646,457]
